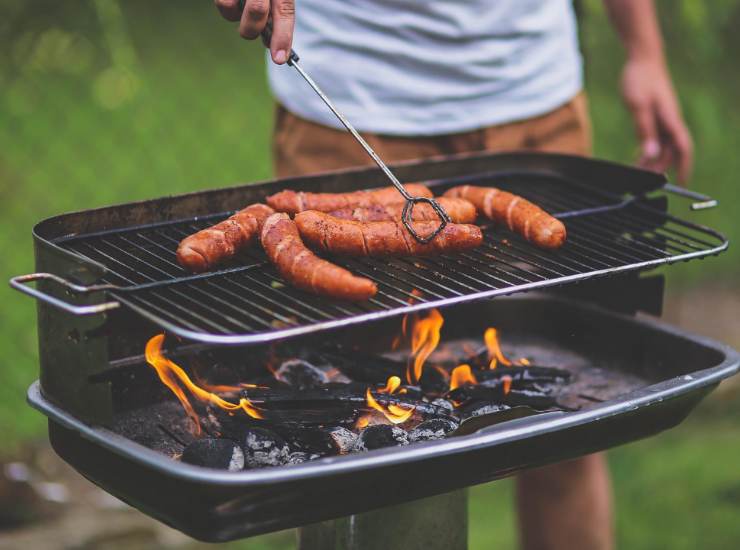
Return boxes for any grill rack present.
[18,170,726,345]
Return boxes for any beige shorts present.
[273,92,592,178]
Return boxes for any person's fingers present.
[214,0,242,22]
[269,0,295,64]
[629,100,661,168]
[239,0,270,40]
[657,102,694,185]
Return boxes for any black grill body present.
[14,152,738,542]
[28,297,739,541]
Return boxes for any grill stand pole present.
[297,489,468,550]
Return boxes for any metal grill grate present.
[53,173,727,344]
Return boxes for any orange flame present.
[378,375,402,394]
[449,364,478,391]
[484,328,513,369]
[145,334,263,435]
[365,388,415,424]
[502,374,513,395]
[406,308,444,384]
[391,290,422,350]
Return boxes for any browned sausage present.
[261,213,377,301]
[177,203,275,273]
[294,211,483,257]
[266,184,433,215]
[328,197,478,224]
[444,185,566,249]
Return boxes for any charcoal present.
[286,452,309,465]
[240,428,291,468]
[317,349,404,383]
[408,418,459,442]
[280,426,356,455]
[354,425,409,451]
[458,402,511,421]
[326,426,358,454]
[181,438,244,471]
[244,384,448,417]
[274,359,331,389]
[476,366,571,385]
[430,398,455,413]
[419,366,450,394]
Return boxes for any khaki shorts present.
[273,92,592,178]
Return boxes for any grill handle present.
[9,273,120,316]
[662,183,718,210]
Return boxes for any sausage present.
[177,203,275,273]
[294,211,483,257]
[261,213,378,301]
[328,197,478,224]
[266,184,433,215]
[444,185,566,249]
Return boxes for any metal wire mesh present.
[52,173,727,343]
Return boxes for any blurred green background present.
[0,1,738,549]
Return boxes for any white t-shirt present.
[267,0,583,136]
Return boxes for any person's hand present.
[621,58,693,185]
[214,0,295,65]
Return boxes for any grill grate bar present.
[52,172,727,343]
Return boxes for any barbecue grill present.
[11,152,739,546]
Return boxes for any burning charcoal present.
[408,418,459,443]
[287,452,309,465]
[457,402,511,421]
[181,438,244,471]
[431,398,455,413]
[354,425,409,451]
[327,426,357,454]
[240,428,291,468]
[476,365,572,385]
[419,366,450,394]
[280,426,357,456]
[317,349,405,383]
[274,359,330,390]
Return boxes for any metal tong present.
[237,6,450,243]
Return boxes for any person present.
[214,1,692,548]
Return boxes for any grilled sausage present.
[294,210,483,257]
[328,197,478,224]
[444,185,566,249]
[266,184,433,215]
[177,203,275,273]
[261,213,378,301]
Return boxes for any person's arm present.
[214,0,295,65]
[604,0,693,183]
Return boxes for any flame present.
[365,388,415,424]
[356,416,370,429]
[449,364,478,391]
[502,374,513,395]
[145,334,263,435]
[519,358,531,366]
[391,289,422,350]
[484,328,513,369]
[406,308,444,384]
[378,375,401,394]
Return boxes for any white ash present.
[408,418,459,443]
[353,425,409,452]
[430,398,455,413]
[327,427,357,454]
[241,428,291,468]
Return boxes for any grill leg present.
[297,489,468,550]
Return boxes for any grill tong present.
[246,10,451,243]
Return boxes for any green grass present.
[1,1,739,548]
